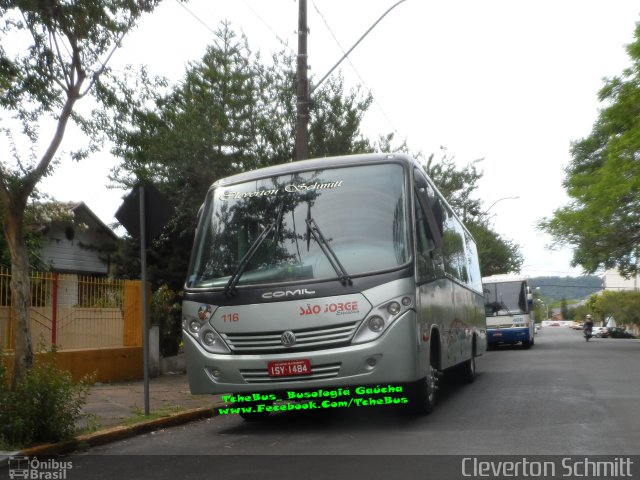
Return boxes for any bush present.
[0,357,89,448]
[152,284,182,357]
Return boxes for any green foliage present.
[107,22,376,287]
[0,0,164,385]
[560,297,569,320]
[466,220,523,276]
[417,148,523,275]
[151,284,181,356]
[539,19,640,276]
[589,290,640,326]
[0,357,89,448]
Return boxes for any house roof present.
[34,201,117,241]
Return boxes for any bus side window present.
[414,192,444,283]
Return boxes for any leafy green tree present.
[590,290,640,327]
[0,0,162,385]
[108,22,375,288]
[418,149,523,275]
[540,20,640,276]
[560,297,569,320]
[466,221,523,276]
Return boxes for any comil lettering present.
[262,288,316,299]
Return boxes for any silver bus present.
[183,153,486,417]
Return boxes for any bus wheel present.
[456,355,476,384]
[522,339,531,349]
[408,366,437,414]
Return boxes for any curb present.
[18,407,217,457]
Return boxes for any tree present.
[560,297,569,320]
[108,22,375,288]
[419,149,523,275]
[466,220,523,276]
[589,290,640,327]
[0,0,161,386]
[539,20,640,277]
[374,142,524,276]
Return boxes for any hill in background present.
[529,276,603,303]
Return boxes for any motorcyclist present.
[584,314,594,338]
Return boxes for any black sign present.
[115,182,173,244]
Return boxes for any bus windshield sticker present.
[219,181,344,201]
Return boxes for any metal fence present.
[0,268,142,351]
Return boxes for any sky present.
[37,0,640,278]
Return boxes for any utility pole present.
[294,0,407,161]
[295,0,309,161]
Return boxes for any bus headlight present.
[183,314,231,354]
[352,294,415,344]
[198,328,230,354]
[386,301,401,315]
[189,319,201,334]
[203,330,216,346]
[368,316,385,332]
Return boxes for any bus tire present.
[522,338,531,349]
[456,355,476,384]
[408,366,437,415]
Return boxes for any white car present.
[591,327,608,338]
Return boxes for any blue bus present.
[483,275,535,349]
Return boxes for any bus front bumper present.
[487,327,530,344]
[184,314,421,395]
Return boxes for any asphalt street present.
[13,327,639,480]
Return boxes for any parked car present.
[607,327,636,339]
[592,327,609,338]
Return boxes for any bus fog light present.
[368,316,385,332]
[401,296,412,307]
[387,301,401,315]
[366,357,378,367]
[189,320,201,334]
[203,331,216,346]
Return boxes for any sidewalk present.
[2,372,226,459]
[79,372,222,431]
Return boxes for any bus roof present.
[210,153,415,189]
[482,274,530,284]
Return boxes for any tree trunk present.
[3,203,33,388]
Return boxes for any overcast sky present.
[39,0,640,278]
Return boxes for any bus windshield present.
[484,281,527,316]
[186,163,409,289]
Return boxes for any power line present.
[241,0,295,53]
[172,0,223,41]
[310,0,404,142]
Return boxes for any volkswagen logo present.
[281,330,296,347]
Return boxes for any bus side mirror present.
[417,189,443,250]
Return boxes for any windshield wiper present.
[305,217,352,286]
[224,204,284,297]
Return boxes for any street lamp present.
[483,196,519,215]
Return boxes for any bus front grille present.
[220,321,359,353]
[239,362,342,384]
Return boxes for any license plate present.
[268,359,312,377]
